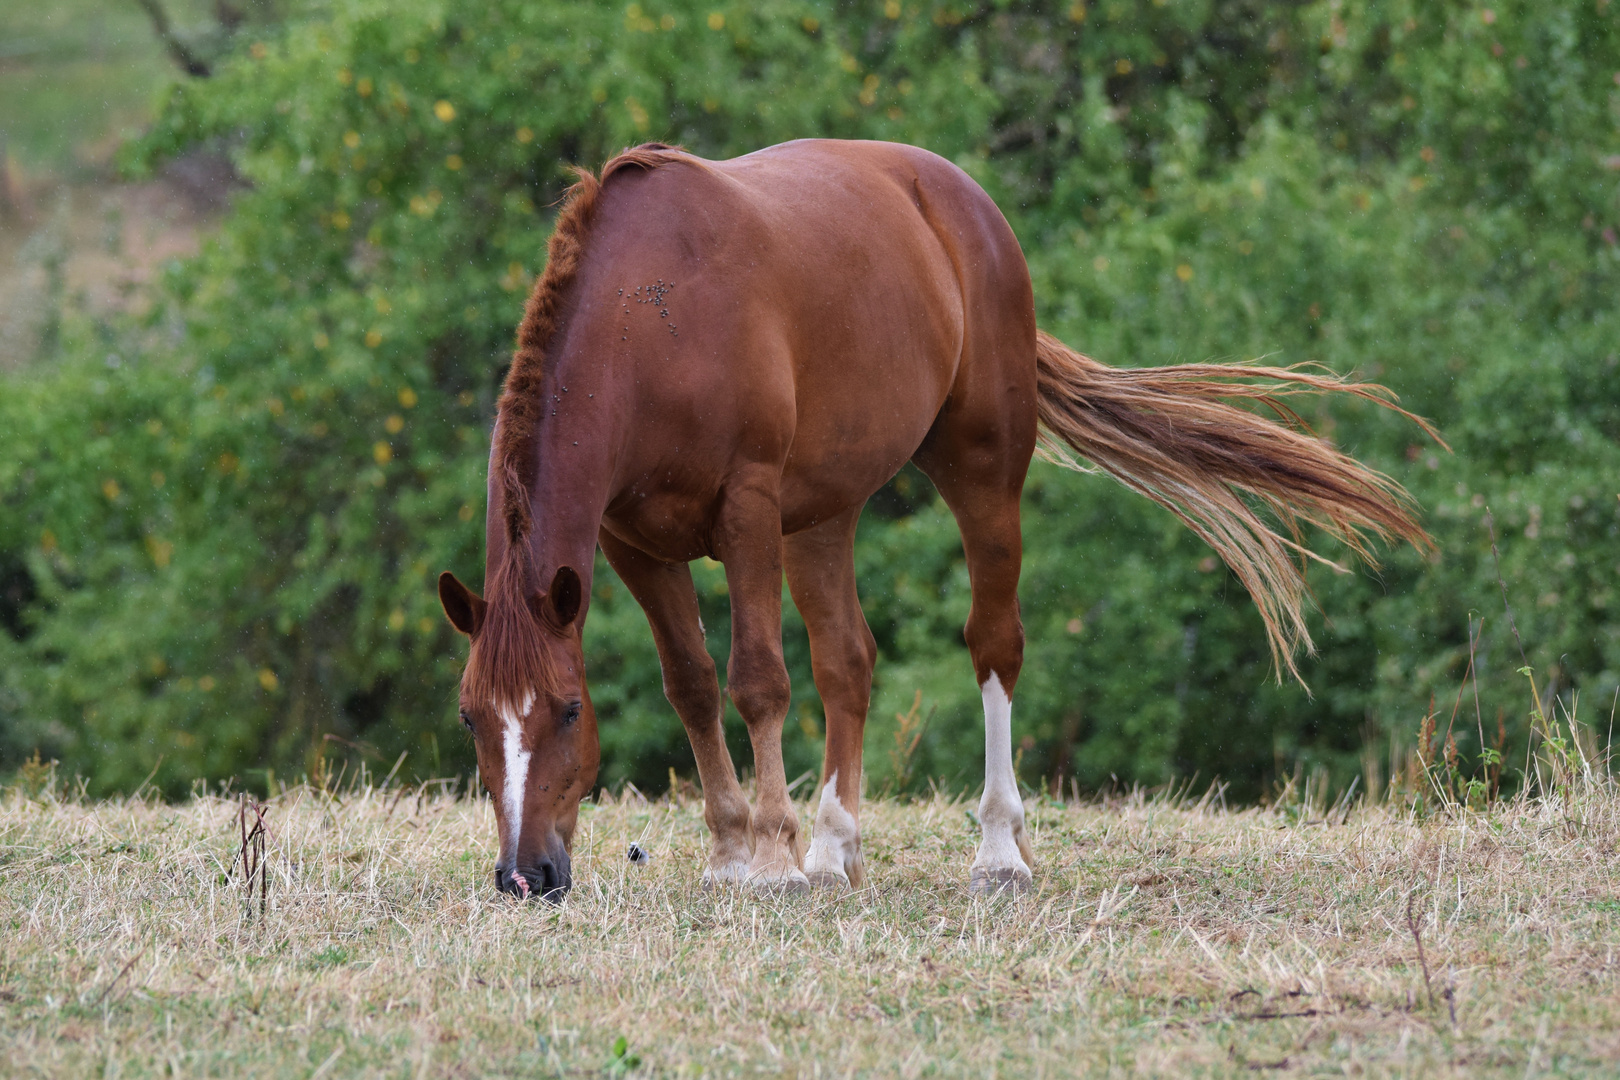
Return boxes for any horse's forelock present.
[462,554,565,714]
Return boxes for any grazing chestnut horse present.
[438,139,1431,901]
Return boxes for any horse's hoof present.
[701,862,751,889]
[969,866,1031,896]
[806,869,851,892]
[748,867,811,895]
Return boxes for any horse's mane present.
[465,143,687,711]
[495,142,687,543]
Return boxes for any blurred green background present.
[1,0,1616,803]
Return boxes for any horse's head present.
[437,564,598,902]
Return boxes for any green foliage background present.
[2,0,1617,800]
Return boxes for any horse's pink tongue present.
[513,873,530,898]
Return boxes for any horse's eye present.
[459,709,473,731]
[561,701,582,726]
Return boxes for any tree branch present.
[131,0,212,77]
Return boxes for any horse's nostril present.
[495,865,533,897]
[527,859,569,903]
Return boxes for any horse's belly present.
[777,387,942,534]
[600,493,718,564]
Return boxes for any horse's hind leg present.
[914,395,1038,895]
[598,529,754,885]
[785,506,875,890]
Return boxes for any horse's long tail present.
[1032,329,1443,684]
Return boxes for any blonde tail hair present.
[1032,329,1442,685]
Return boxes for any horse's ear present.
[438,571,486,637]
[542,565,583,629]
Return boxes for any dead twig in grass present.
[1237,1009,1320,1022]
[236,794,271,919]
[90,949,146,1008]
[309,1045,344,1079]
[1404,889,1434,1011]
[1229,1042,1292,1071]
[1076,883,1137,946]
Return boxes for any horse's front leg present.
[714,469,810,892]
[598,529,754,885]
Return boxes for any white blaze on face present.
[496,691,535,858]
[972,672,1030,875]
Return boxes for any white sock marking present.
[973,673,1029,877]
[804,771,859,881]
[496,691,535,861]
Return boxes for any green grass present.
[0,0,212,171]
[0,0,232,370]
[2,776,1618,1077]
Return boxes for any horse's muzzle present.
[495,855,570,903]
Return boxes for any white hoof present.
[806,868,851,891]
[804,773,862,891]
[969,864,1032,896]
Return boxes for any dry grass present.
[2,776,1618,1079]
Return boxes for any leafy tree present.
[2,0,1616,800]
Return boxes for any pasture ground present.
[2,777,1617,1078]
[0,0,220,370]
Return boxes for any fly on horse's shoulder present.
[436,138,1440,902]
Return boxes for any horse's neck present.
[491,381,618,596]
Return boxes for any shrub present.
[1,0,1615,799]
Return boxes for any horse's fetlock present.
[979,791,1025,831]
[707,798,751,838]
[751,805,799,844]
